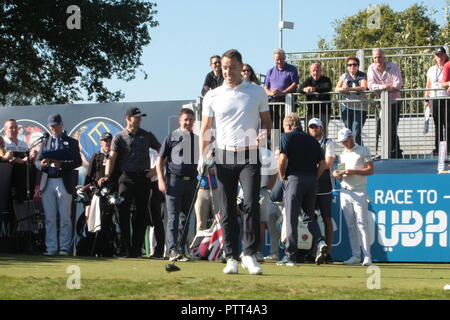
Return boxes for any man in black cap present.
[101,107,161,258]
[36,113,82,256]
[84,131,116,256]
[84,132,113,186]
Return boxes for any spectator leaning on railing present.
[335,56,369,146]
[299,63,333,136]
[425,47,450,155]
[367,48,404,159]
[264,48,299,130]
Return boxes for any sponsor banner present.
[331,174,450,262]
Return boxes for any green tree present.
[0,0,158,106]
[330,3,441,49]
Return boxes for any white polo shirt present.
[3,136,28,152]
[339,144,372,192]
[202,81,269,148]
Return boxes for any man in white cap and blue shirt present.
[36,113,82,256]
[332,128,373,266]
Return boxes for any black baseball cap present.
[126,107,147,117]
[48,113,63,126]
[100,132,113,141]
[434,46,446,55]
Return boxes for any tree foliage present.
[0,0,158,106]
[330,4,442,49]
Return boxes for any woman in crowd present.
[241,63,260,85]
[335,56,368,145]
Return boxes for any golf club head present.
[165,263,180,272]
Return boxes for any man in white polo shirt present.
[3,119,31,203]
[333,128,374,266]
[199,49,272,275]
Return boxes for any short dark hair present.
[345,56,360,65]
[179,108,195,118]
[222,49,243,64]
[210,55,221,63]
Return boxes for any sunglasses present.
[308,125,319,129]
[212,61,221,65]
[347,63,358,67]
[242,69,251,72]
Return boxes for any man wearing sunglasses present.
[201,55,224,96]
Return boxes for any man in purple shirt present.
[368,48,404,158]
[264,48,299,129]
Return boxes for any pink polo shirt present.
[367,61,403,101]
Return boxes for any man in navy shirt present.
[156,108,198,262]
[277,113,327,266]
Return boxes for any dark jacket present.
[35,132,82,195]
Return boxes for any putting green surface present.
[1,254,450,300]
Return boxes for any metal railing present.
[266,89,450,159]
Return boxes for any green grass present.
[1,254,450,300]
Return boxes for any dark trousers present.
[390,102,402,158]
[215,149,261,260]
[118,173,151,257]
[165,175,196,254]
[432,99,450,152]
[149,180,165,256]
[283,173,322,261]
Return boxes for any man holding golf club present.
[199,49,272,275]
[156,108,199,262]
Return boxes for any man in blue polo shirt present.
[264,48,299,129]
[156,108,198,262]
[277,113,328,266]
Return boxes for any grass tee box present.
[0,255,449,300]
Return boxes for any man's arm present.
[278,153,288,181]
[156,156,167,193]
[258,111,272,145]
[199,115,214,159]
[281,82,298,95]
[345,161,374,177]
[316,159,327,179]
[103,151,118,180]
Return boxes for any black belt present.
[47,173,62,179]
[123,171,148,177]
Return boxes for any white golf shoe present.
[362,256,372,266]
[223,258,238,274]
[241,255,263,275]
[343,256,361,265]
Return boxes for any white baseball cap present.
[308,118,323,128]
[337,128,353,142]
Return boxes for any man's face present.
[435,53,447,64]
[100,139,111,153]
[222,56,243,87]
[310,64,322,80]
[373,51,385,67]
[283,123,293,133]
[341,136,355,149]
[49,123,63,137]
[308,125,323,138]
[4,121,18,139]
[178,113,195,132]
[273,53,286,70]
[126,115,142,128]
[210,57,221,72]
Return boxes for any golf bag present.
[74,183,123,256]
[190,213,223,260]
